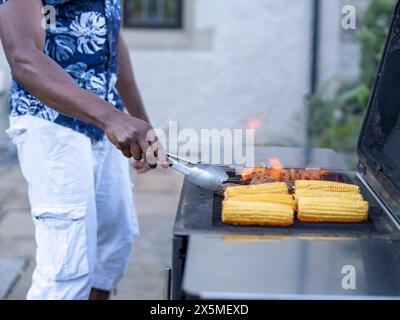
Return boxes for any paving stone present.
[5,259,33,300]
[0,258,26,299]
[134,193,181,217]
[112,213,174,300]
[0,212,34,239]
[1,197,30,211]
[132,168,184,194]
[0,239,36,259]
[2,209,30,215]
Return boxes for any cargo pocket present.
[33,207,89,281]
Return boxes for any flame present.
[246,116,264,131]
[268,157,284,176]
[269,157,283,169]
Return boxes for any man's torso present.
[9,0,122,140]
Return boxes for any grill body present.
[170,2,400,299]
[170,147,400,300]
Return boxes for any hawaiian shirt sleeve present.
[44,0,72,5]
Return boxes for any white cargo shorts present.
[7,115,139,300]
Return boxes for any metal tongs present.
[167,153,229,191]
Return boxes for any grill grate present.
[214,173,378,233]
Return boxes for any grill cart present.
[168,2,400,300]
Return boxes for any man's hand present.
[104,109,167,168]
[132,160,152,174]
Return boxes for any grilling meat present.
[242,168,332,183]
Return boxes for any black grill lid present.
[358,1,400,203]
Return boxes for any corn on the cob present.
[224,182,288,198]
[294,189,363,202]
[227,193,295,209]
[298,197,368,223]
[222,200,294,226]
[295,180,360,193]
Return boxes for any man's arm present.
[0,0,157,164]
[116,35,158,173]
[116,35,149,123]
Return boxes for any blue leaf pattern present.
[70,12,107,54]
[8,0,123,141]
[45,34,76,61]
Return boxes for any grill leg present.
[172,235,186,300]
[163,267,172,300]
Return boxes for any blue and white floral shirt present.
[1,0,123,140]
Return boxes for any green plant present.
[358,0,396,88]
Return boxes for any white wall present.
[319,0,342,91]
[129,0,318,146]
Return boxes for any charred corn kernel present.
[222,200,294,226]
[294,190,363,202]
[228,194,295,209]
[224,182,288,198]
[295,180,360,193]
[298,197,368,223]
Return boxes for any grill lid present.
[358,1,400,212]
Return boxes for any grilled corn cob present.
[227,193,296,209]
[224,182,288,198]
[295,180,360,193]
[294,189,363,202]
[298,197,368,223]
[222,200,294,226]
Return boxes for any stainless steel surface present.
[163,267,172,300]
[168,157,229,192]
[182,234,400,300]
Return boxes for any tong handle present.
[166,153,197,165]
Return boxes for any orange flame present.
[268,157,284,176]
[269,157,283,169]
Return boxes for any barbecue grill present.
[167,3,400,300]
